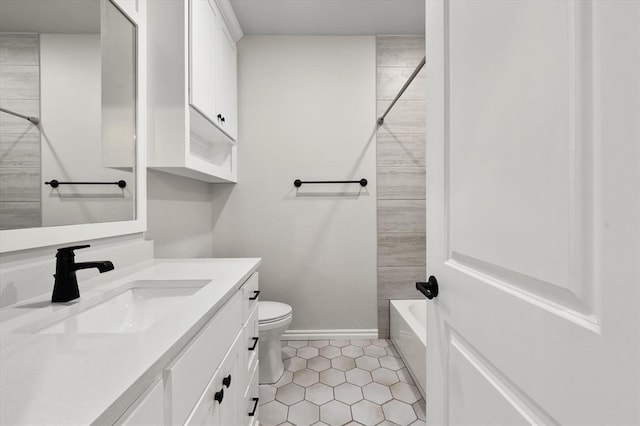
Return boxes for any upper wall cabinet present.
[147,0,242,183]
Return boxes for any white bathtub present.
[390,299,426,397]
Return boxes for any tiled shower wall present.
[376,36,426,338]
[0,33,41,229]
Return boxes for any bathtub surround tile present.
[377,133,426,168]
[0,167,40,201]
[376,36,427,346]
[261,340,424,426]
[376,101,426,135]
[378,233,426,267]
[378,300,390,339]
[0,202,40,230]
[378,200,426,233]
[378,266,426,299]
[0,100,40,134]
[376,36,425,68]
[377,66,426,101]
[0,34,39,65]
[0,65,39,99]
[0,134,40,167]
[377,167,426,200]
[378,200,426,234]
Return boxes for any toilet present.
[258,301,293,384]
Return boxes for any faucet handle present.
[56,245,90,257]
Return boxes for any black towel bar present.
[45,180,127,188]
[294,179,367,188]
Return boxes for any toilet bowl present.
[258,301,293,384]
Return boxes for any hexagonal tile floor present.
[259,339,426,426]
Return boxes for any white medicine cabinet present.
[147,0,241,183]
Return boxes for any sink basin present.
[18,280,210,334]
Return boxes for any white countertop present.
[0,258,261,425]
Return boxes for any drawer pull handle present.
[248,337,259,351]
[248,397,259,416]
[223,374,232,388]
[249,290,260,300]
[214,388,224,404]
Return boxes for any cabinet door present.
[215,19,237,140]
[185,334,244,426]
[189,0,217,121]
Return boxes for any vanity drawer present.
[244,303,259,378]
[241,272,259,321]
[185,332,244,426]
[244,360,259,426]
[165,290,242,425]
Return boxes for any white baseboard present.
[283,329,379,341]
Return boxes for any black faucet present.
[51,245,114,303]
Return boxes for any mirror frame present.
[0,0,147,253]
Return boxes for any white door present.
[425,1,639,424]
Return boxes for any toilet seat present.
[259,301,292,324]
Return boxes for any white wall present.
[210,36,378,334]
[39,34,134,227]
[146,170,214,258]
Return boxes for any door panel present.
[425,1,639,424]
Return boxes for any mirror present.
[0,0,136,231]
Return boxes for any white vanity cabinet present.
[147,0,242,183]
[116,272,259,426]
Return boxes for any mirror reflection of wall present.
[0,0,136,230]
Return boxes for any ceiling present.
[229,0,425,36]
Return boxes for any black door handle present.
[223,374,231,388]
[248,397,259,416]
[214,388,224,404]
[248,336,259,351]
[416,276,439,299]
